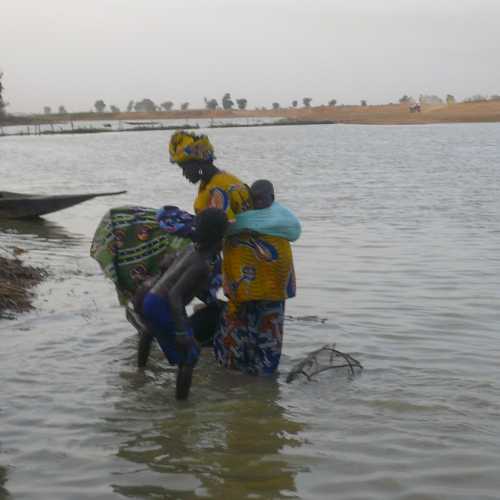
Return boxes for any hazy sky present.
[2,0,500,113]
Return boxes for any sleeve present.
[208,187,236,222]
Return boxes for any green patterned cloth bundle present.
[90,205,190,303]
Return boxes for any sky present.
[2,0,500,114]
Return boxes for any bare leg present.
[137,332,153,368]
[175,363,193,400]
[126,306,154,368]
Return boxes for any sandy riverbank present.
[284,100,500,125]
[3,100,500,126]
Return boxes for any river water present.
[1,123,499,499]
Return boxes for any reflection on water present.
[110,351,305,499]
[0,218,82,243]
[1,123,500,499]
[0,218,83,272]
[0,465,10,499]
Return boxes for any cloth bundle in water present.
[90,205,191,303]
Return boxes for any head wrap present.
[169,131,215,164]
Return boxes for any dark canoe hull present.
[0,190,127,219]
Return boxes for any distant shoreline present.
[2,101,500,128]
[1,118,339,137]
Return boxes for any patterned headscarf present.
[169,130,215,164]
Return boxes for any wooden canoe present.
[0,190,127,219]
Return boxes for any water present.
[1,123,499,499]
[0,116,279,137]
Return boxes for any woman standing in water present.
[169,131,296,375]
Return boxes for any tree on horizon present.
[361,100,367,106]
[110,105,120,113]
[236,98,247,110]
[58,105,67,114]
[181,102,189,110]
[205,98,218,110]
[134,98,157,112]
[328,99,337,107]
[222,93,234,110]
[302,97,312,107]
[44,106,51,115]
[126,100,134,112]
[0,72,6,118]
[292,100,298,108]
[161,101,174,111]
[272,102,280,109]
[94,100,106,113]
[464,94,488,103]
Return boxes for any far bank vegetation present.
[1,71,500,126]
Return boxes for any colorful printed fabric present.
[193,170,252,222]
[223,234,296,304]
[90,205,191,303]
[213,300,285,375]
[169,130,215,164]
[156,205,196,236]
[193,171,296,304]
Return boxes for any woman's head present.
[169,131,216,184]
[178,161,204,184]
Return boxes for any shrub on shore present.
[0,251,47,319]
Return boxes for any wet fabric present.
[142,292,199,366]
[213,300,285,375]
[228,202,302,242]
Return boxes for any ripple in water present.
[1,123,500,499]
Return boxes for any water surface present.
[1,123,499,499]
